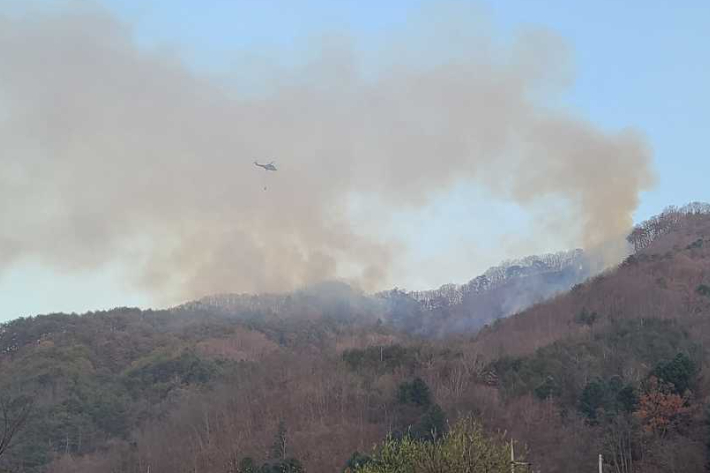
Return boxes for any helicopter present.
[254,160,277,171]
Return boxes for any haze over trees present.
[2,203,710,472]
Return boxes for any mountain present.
[379,249,590,336]
[181,249,591,338]
[3,202,710,473]
[473,202,710,357]
[405,249,588,310]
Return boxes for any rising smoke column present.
[0,2,655,303]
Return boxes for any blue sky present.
[1,0,709,321]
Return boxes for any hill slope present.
[3,203,710,473]
[473,203,710,358]
[184,249,591,337]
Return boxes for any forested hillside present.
[2,204,710,472]
[186,249,591,338]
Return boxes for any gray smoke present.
[0,2,655,304]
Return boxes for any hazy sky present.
[1,0,708,321]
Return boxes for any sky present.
[1,0,709,321]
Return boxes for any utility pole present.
[599,454,603,473]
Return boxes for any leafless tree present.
[0,393,34,460]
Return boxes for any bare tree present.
[0,393,34,460]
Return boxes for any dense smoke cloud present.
[0,2,655,303]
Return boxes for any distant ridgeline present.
[179,250,591,337]
[178,292,292,315]
[376,249,590,336]
[178,202,710,337]
[176,280,383,320]
[393,249,587,310]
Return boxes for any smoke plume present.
[0,2,655,303]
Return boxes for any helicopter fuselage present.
[254,161,277,171]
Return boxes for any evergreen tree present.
[652,353,696,394]
[396,378,431,407]
[413,404,446,441]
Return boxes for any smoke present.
[0,2,655,304]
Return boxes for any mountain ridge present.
[4,203,710,473]
[177,248,590,337]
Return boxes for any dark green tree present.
[259,457,305,473]
[534,375,561,400]
[343,451,373,472]
[652,353,696,394]
[579,378,607,422]
[579,377,637,422]
[575,308,599,327]
[397,378,431,407]
[616,384,638,413]
[413,404,446,441]
[697,284,710,297]
[239,457,257,473]
[278,457,305,473]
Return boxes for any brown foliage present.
[635,377,691,437]
[472,212,710,360]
